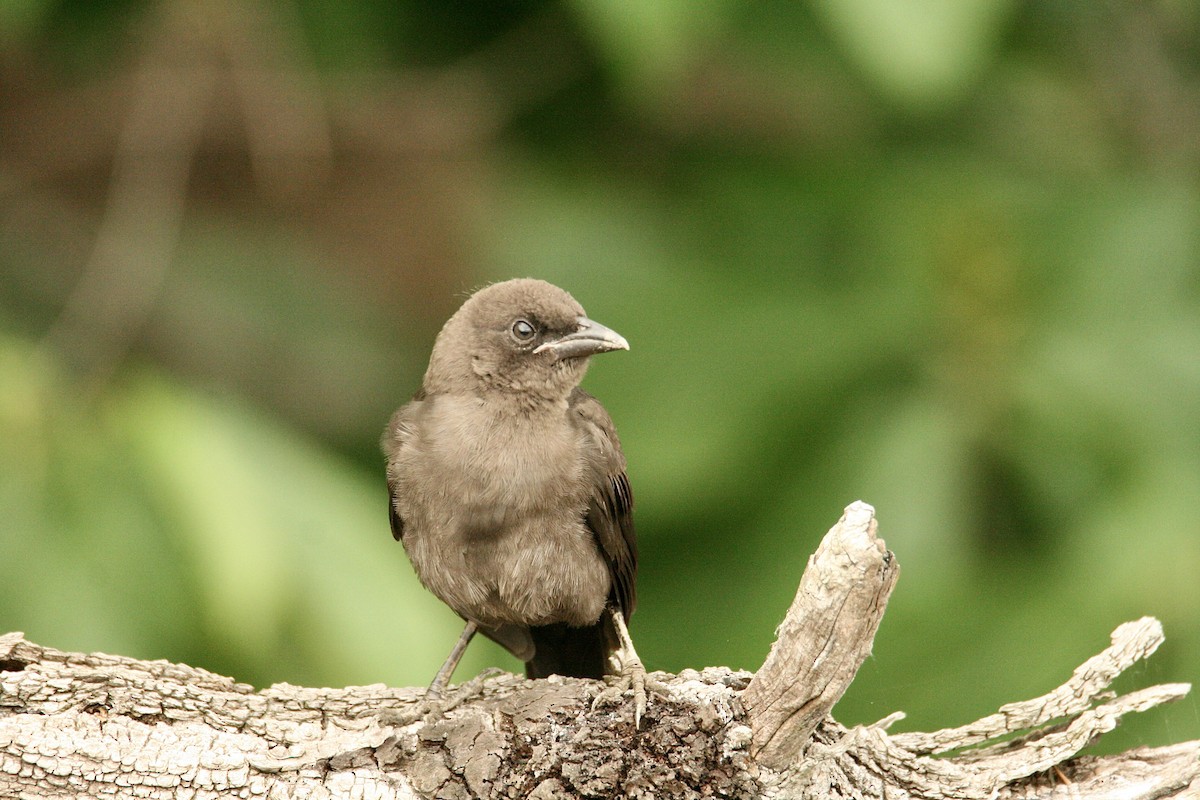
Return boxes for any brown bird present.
[383,278,649,722]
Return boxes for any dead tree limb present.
[1,501,1196,798]
[742,500,898,767]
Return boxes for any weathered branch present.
[2,502,1195,799]
[743,500,898,768]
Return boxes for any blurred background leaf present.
[2,0,1197,756]
[811,0,1018,108]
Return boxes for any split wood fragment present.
[742,500,898,769]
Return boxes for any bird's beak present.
[534,316,630,362]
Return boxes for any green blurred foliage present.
[2,0,1198,756]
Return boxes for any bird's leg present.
[380,620,478,726]
[427,620,478,701]
[591,608,667,728]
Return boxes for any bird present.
[382,278,650,723]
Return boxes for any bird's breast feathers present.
[390,394,609,625]
[418,395,584,512]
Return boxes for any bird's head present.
[424,278,629,402]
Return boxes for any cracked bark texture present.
[2,501,1197,799]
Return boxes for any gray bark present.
[2,501,1196,799]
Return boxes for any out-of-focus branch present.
[41,2,217,387]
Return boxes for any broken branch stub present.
[742,500,898,770]
[804,618,1196,800]
[888,616,1173,756]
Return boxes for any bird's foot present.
[442,666,506,711]
[380,668,506,727]
[378,697,447,728]
[591,658,669,728]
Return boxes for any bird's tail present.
[525,620,609,680]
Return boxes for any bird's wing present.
[381,396,423,542]
[570,388,637,619]
[479,623,535,663]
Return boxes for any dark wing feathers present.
[382,399,422,543]
[570,388,637,620]
[387,481,404,541]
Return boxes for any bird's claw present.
[591,661,668,728]
[380,668,506,727]
[378,699,447,728]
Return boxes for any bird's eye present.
[511,319,536,341]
